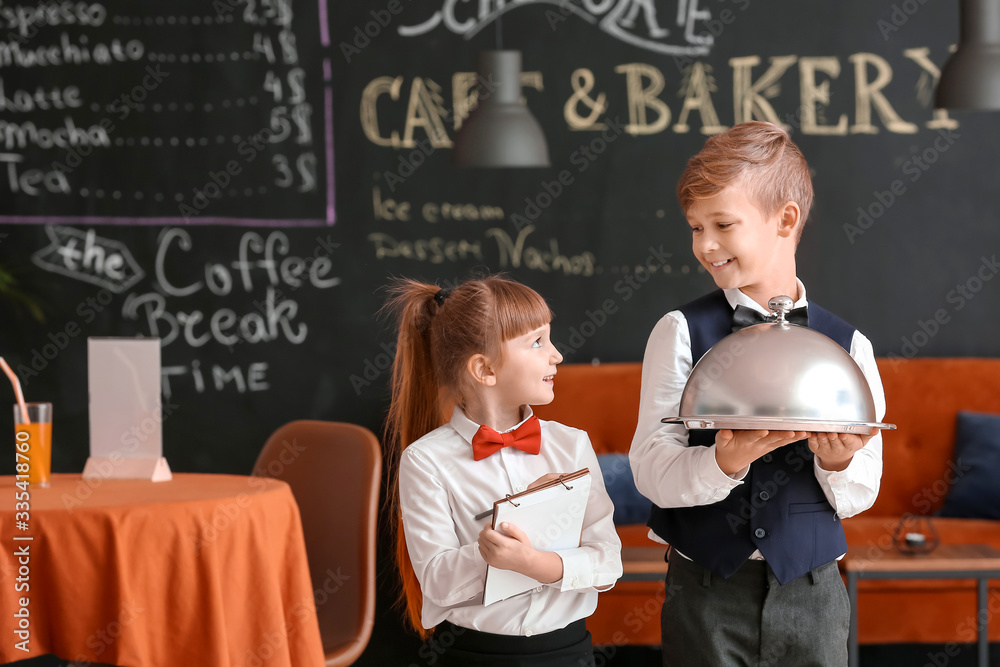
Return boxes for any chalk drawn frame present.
[0,0,336,228]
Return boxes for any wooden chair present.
[253,421,381,666]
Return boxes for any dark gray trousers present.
[661,553,849,667]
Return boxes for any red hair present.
[677,121,814,238]
[382,275,552,638]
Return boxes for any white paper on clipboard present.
[483,469,591,606]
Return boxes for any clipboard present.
[483,468,591,606]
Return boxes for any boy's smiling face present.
[685,183,799,297]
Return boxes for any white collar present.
[722,278,808,316]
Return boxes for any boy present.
[629,121,885,666]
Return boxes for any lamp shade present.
[453,51,551,168]
[935,0,1000,110]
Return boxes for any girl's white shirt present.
[399,405,623,636]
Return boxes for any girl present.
[384,275,622,667]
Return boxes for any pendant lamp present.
[935,0,1000,110]
[453,49,551,168]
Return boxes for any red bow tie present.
[471,416,542,461]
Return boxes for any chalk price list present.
[248,0,318,193]
[0,0,325,222]
[178,0,321,221]
[12,429,33,654]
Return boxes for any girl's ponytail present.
[383,279,444,639]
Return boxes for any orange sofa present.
[533,358,1000,646]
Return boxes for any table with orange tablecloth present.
[0,473,325,667]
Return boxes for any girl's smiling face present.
[491,323,563,409]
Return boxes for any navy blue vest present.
[648,290,857,584]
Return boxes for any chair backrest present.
[253,421,381,666]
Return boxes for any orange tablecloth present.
[0,473,325,667]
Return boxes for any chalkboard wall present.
[2,0,999,663]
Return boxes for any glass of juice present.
[13,402,52,488]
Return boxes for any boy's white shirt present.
[399,405,623,635]
[629,279,886,548]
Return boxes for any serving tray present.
[660,416,897,434]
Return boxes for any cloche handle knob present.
[768,295,794,323]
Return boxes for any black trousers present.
[432,619,595,667]
[661,553,849,667]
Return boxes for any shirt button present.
[534,586,543,592]
[525,629,534,637]
[755,528,767,539]
[516,485,526,492]
[572,577,580,586]
[762,454,773,463]
[759,491,769,501]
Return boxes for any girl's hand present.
[715,429,809,476]
[478,522,563,584]
[808,430,878,472]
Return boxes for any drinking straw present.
[0,357,30,425]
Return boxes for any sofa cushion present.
[597,453,651,525]
[938,411,1000,520]
[869,359,1000,517]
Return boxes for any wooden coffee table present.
[840,543,1000,667]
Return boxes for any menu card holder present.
[83,337,172,482]
[483,468,591,606]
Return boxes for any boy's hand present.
[808,429,879,472]
[478,522,563,584]
[715,429,809,476]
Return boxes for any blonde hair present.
[677,121,814,238]
[382,275,552,638]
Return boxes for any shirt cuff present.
[814,452,852,482]
[699,444,747,488]
[553,549,593,592]
[813,455,852,510]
